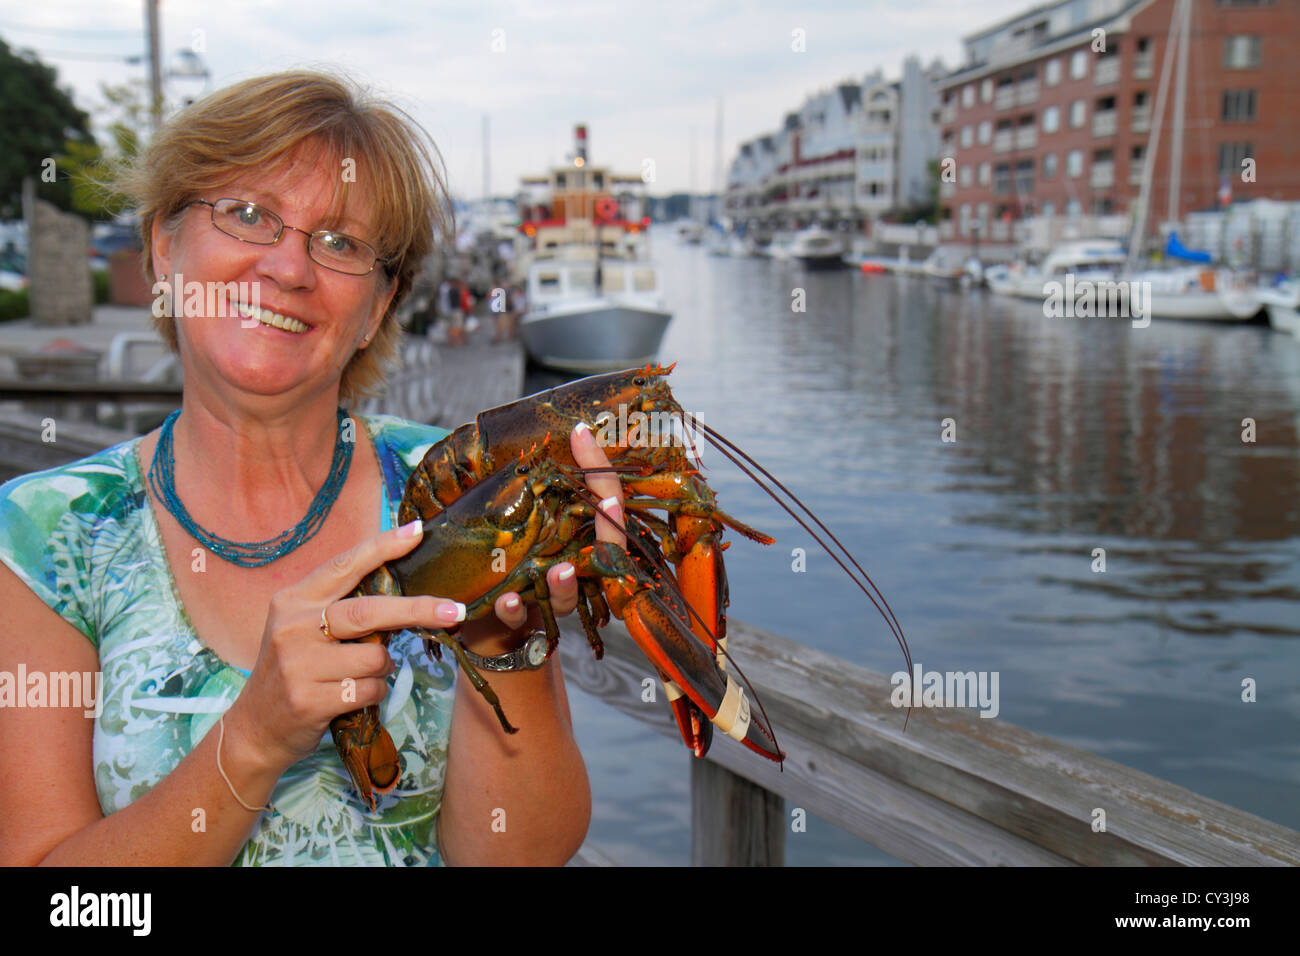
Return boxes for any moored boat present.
[789,226,848,269]
[515,125,672,373]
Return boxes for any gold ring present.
[320,606,333,638]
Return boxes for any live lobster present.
[331,364,911,808]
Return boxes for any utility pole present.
[482,115,491,202]
[145,0,163,132]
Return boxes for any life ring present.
[595,196,618,220]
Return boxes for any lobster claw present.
[330,704,402,811]
[659,670,713,758]
[583,542,783,764]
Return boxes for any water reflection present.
[529,232,1300,852]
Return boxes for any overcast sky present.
[5,0,1036,198]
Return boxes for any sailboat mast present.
[1167,0,1190,223]
[1126,0,1185,272]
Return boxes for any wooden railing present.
[559,618,1300,866]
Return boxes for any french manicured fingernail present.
[504,594,521,611]
[557,564,575,582]
[599,496,621,517]
[438,601,466,623]
[400,520,423,537]
[573,420,593,443]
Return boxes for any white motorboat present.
[986,240,1129,299]
[1259,280,1300,336]
[675,221,704,244]
[520,255,672,373]
[515,125,671,373]
[789,226,848,269]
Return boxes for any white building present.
[725,55,947,233]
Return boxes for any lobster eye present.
[633,376,646,386]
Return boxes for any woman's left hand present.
[458,421,625,651]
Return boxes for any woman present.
[0,71,619,865]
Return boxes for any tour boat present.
[515,125,672,373]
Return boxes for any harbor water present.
[544,228,1300,865]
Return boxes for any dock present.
[0,304,526,477]
[559,619,1300,866]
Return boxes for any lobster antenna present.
[695,421,911,677]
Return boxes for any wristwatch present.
[459,629,552,672]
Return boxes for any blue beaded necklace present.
[148,407,354,567]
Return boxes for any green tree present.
[0,36,97,218]
[59,80,153,221]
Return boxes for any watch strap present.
[459,630,550,672]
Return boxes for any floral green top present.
[0,414,455,866]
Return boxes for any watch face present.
[525,634,549,667]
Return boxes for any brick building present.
[936,0,1300,244]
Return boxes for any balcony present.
[1015,127,1037,150]
[1095,58,1119,86]
[1134,54,1153,80]
[1092,111,1117,137]
[994,86,1016,110]
[1128,162,1144,185]
[1016,80,1039,106]
[993,130,1013,153]
[1091,163,1115,189]
[989,221,1011,241]
[1131,109,1150,134]
[940,103,956,124]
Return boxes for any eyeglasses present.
[189,198,392,277]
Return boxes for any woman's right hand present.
[224,520,465,773]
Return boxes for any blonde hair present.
[114,70,453,401]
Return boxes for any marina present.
[3,0,1299,874]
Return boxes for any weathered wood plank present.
[0,381,182,400]
[555,617,1300,866]
[556,622,1074,865]
[429,336,525,430]
[0,410,134,477]
[690,758,784,866]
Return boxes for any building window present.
[1066,200,1082,217]
[978,120,992,144]
[1222,89,1257,121]
[960,164,973,187]
[1015,159,1034,195]
[1042,153,1058,179]
[981,78,993,102]
[960,203,971,233]
[1070,100,1087,127]
[1042,202,1055,216]
[962,85,975,108]
[1042,106,1060,133]
[994,163,1011,195]
[979,162,991,185]
[1218,142,1253,175]
[1044,58,1061,86]
[1067,150,1084,178]
[961,125,973,148]
[1070,50,1088,80]
[1223,36,1261,68]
